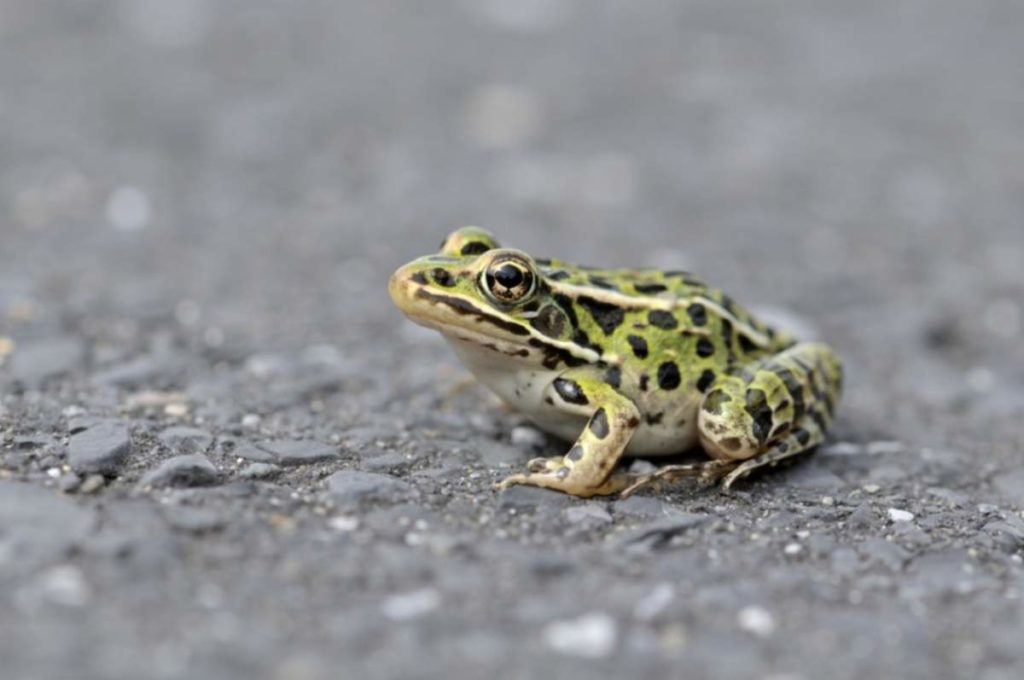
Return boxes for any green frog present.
[389,227,843,498]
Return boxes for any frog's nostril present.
[431,268,455,287]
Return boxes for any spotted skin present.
[621,342,843,496]
[389,227,844,498]
[496,368,642,497]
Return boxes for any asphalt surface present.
[2,2,1023,679]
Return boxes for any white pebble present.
[783,543,803,556]
[241,413,262,429]
[327,516,359,532]
[862,484,881,494]
[38,565,91,607]
[106,185,152,232]
[887,508,915,523]
[543,612,618,658]
[164,402,189,418]
[381,588,441,621]
[738,606,776,637]
[510,426,546,450]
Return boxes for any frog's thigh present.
[496,369,641,498]
[698,342,843,463]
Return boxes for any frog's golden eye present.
[482,256,536,304]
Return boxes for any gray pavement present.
[1,2,1023,679]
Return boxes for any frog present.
[388,227,843,498]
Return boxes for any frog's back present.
[535,259,795,360]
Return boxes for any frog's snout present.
[388,263,417,312]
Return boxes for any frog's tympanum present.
[389,228,843,498]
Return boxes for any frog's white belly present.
[446,337,699,457]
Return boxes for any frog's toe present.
[618,460,738,498]
[494,473,528,491]
[495,467,570,491]
[526,456,563,473]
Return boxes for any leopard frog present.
[389,227,843,498]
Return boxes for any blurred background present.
[2,1,1022,430]
[1,2,1023,679]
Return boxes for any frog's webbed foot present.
[494,369,640,498]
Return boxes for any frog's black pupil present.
[495,265,524,289]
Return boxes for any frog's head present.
[389,228,596,368]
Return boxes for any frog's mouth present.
[389,264,532,347]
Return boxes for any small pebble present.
[241,413,262,429]
[140,454,220,489]
[738,606,776,637]
[38,565,92,607]
[510,426,546,450]
[258,440,341,466]
[68,420,132,476]
[164,403,189,418]
[327,516,359,532]
[863,484,881,494]
[238,462,280,480]
[543,613,618,659]
[784,543,803,556]
[58,474,82,493]
[887,508,915,523]
[79,475,106,494]
[821,496,835,507]
[381,588,441,621]
[326,470,412,505]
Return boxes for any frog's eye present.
[482,256,536,305]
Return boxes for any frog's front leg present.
[495,368,641,498]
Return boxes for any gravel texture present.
[1,2,1023,680]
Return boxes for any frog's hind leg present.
[718,407,829,489]
[620,342,842,497]
[699,341,842,485]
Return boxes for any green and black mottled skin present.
[389,227,844,498]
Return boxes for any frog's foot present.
[494,368,641,498]
[618,460,738,499]
[693,341,841,477]
[496,470,636,498]
[718,410,827,489]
